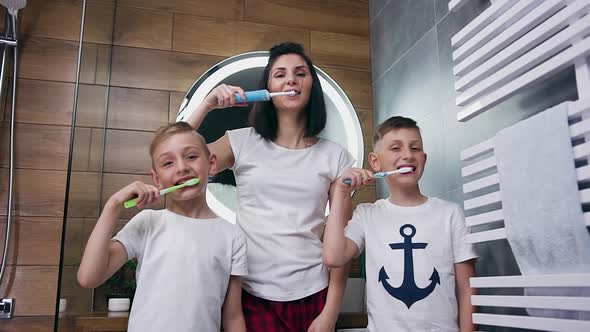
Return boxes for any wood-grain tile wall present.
[0,0,371,329]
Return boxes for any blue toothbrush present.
[234,89,297,103]
[343,167,413,185]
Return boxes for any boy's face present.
[150,131,216,202]
[369,127,426,187]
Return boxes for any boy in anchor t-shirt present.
[323,116,478,332]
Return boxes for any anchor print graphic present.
[378,224,440,308]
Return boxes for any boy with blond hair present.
[323,116,477,331]
[78,122,247,332]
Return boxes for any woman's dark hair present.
[248,42,327,141]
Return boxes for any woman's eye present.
[296,72,306,77]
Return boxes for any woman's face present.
[267,53,313,113]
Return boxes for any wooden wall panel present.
[173,14,309,57]
[20,0,82,41]
[322,67,372,109]
[0,266,59,316]
[19,37,79,83]
[72,128,93,172]
[60,266,93,314]
[244,0,369,36]
[8,79,74,126]
[101,173,165,220]
[79,43,111,86]
[114,6,172,50]
[356,107,374,147]
[67,172,101,219]
[310,31,370,71]
[115,0,244,20]
[0,169,67,217]
[103,129,153,174]
[88,129,104,172]
[110,46,223,92]
[0,123,70,170]
[107,87,169,131]
[61,218,86,266]
[169,91,185,123]
[76,84,108,128]
[71,128,104,173]
[85,2,115,45]
[0,316,54,332]
[0,216,62,266]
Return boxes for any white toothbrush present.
[343,167,413,185]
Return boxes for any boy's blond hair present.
[372,116,421,149]
[149,122,210,165]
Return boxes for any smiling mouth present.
[397,166,416,173]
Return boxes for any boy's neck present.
[166,197,217,219]
[387,184,428,207]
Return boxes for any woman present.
[186,42,355,332]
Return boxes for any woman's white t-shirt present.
[227,127,354,301]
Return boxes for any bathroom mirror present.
[176,51,364,223]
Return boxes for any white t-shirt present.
[345,198,477,332]
[227,127,354,301]
[113,209,247,332]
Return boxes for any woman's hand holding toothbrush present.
[107,181,161,211]
[204,84,249,111]
[186,84,248,129]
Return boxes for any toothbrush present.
[343,167,413,185]
[123,178,200,208]
[234,89,297,103]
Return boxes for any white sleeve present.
[344,205,367,258]
[230,227,248,276]
[112,210,151,260]
[451,205,478,263]
[226,127,254,171]
[335,146,356,179]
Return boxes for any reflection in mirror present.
[177,52,364,223]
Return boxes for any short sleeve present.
[230,227,248,276]
[112,210,151,260]
[226,127,254,171]
[451,205,478,263]
[344,205,368,258]
[335,147,356,179]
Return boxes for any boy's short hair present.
[150,122,210,163]
[373,116,421,148]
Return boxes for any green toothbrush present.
[123,178,201,208]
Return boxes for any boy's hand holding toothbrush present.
[336,168,375,193]
[107,181,161,211]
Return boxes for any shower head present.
[0,0,26,15]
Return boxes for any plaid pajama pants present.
[242,287,330,332]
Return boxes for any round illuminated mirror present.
[177,51,364,223]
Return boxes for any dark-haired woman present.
[186,42,354,332]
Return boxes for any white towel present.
[495,101,590,319]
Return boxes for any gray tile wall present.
[369,1,579,330]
